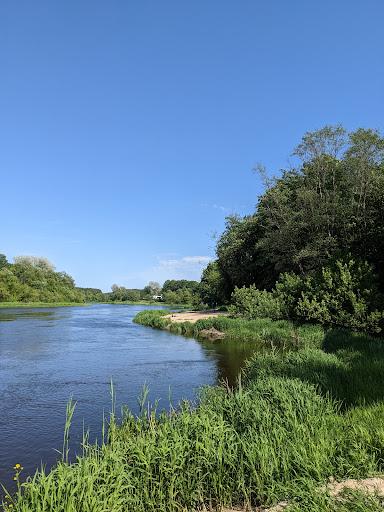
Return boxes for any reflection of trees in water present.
[200,342,259,387]
[0,310,57,322]
[0,309,64,359]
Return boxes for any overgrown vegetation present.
[0,255,94,304]
[230,258,384,333]
[200,125,384,333]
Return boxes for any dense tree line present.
[0,255,88,303]
[108,279,200,304]
[0,253,201,306]
[200,126,384,332]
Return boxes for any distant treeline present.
[108,279,200,304]
[0,254,200,305]
[199,125,384,333]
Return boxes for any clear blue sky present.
[1,1,383,291]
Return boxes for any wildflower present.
[13,463,21,470]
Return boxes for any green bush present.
[231,258,384,334]
[277,258,384,333]
[229,284,285,320]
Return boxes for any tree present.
[145,281,161,296]
[215,125,384,297]
[0,256,84,303]
[199,261,230,307]
[14,256,55,271]
[162,280,199,293]
[0,253,8,270]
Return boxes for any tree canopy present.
[201,125,384,331]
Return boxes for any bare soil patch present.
[165,310,228,324]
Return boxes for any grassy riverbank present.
[0,301,88,308]
[5,313,384,510]
[133,309,324,347]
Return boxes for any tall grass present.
[246,328,384,407]
[5,377,384,511]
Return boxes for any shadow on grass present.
[246,328,384,408]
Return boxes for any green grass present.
[245,328,384,408]
[5,378,384,511]
[133,309,324,348]
[5,312,384,511]
[0,301,88,308]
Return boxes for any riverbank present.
[6,312,384,511]
[166,309,228,323]
[133,309,324,346]
[0,301,88,308]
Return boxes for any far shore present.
[0,301,192,309]
[0,301,89,309]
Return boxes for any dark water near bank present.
[0,304,255,490]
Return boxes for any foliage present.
[134,309,324,348]
[246,329,384,407]
[133,309,171,329]
[143,281,161,296]
[229,284,285,320]
[207,126,384,317]
[279,258,384,333]
[199,261,230,307]
[162,279,199,293]
[228,257,384,334]
[0,253,8,270]
[110,285,143,302]
[0,255,85,303]
[161,280,200,304]
[8,350,384,511]
[8,307,384,510]
[76,287,104,302]
[162,288,196,304]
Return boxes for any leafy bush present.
[230,258,384,333]
[277,258,384,333]
[229,285,285,320]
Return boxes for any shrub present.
[291,258,384,333]
[229,285,285,320]
[233,258,384,334]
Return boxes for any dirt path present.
[165,310,227,324]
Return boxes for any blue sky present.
[1,1,383,291]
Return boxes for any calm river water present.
[0,304,255,490]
